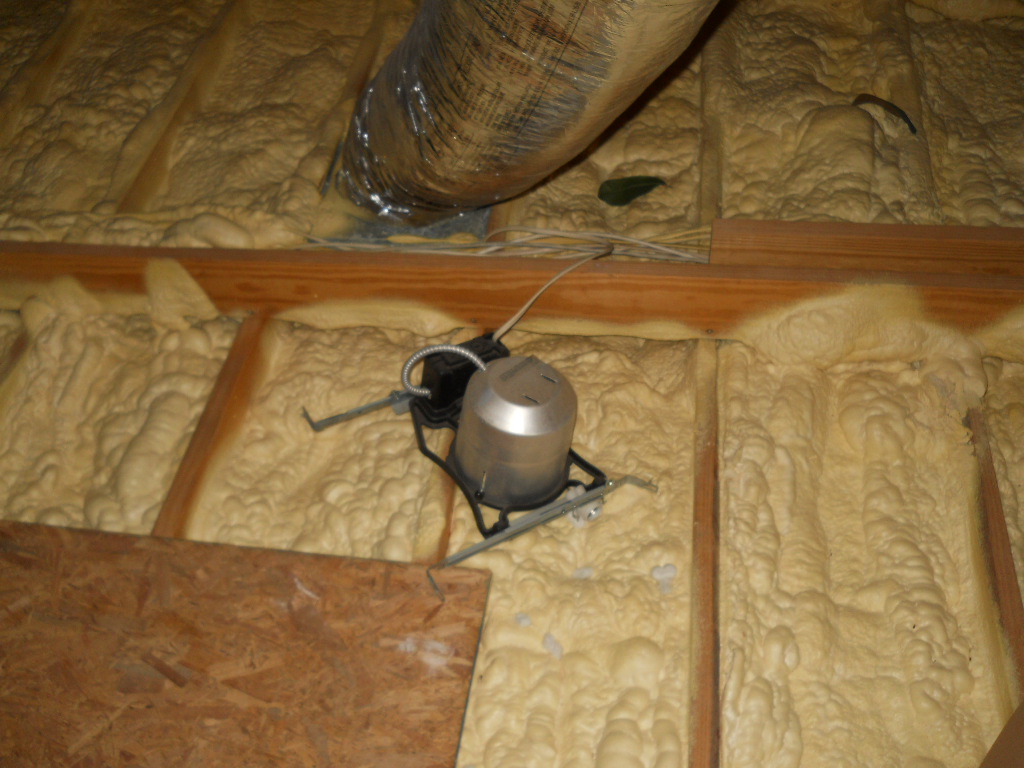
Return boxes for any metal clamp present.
[301,390,414,432]
[426,475,657,600]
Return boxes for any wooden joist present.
[2,228,1024,333]
[689,340,721,768]
[0,331,27,387]
[981,703,1024,768]
[712,219,1024,275]
[2,221,1024,766]
[152,311,269,539]
[967,408,1024,706]
[0,520,489,767]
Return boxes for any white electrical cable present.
[399,245,610,396]
[485,226,702,263]
[295,225,710,264]
[492,245,611,341]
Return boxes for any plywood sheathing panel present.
[2,234,1024,332]
[0,521,489,767]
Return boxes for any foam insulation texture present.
[0,0,1021,245]
[1,273,1023,767]
[502,0,1024,238]
[0,263,236,533]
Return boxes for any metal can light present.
[450,356,577,510]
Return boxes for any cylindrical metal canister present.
[451,356,577,509]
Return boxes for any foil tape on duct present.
[340,0,719,225]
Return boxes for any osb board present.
[0,521,490,768]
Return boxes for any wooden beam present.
[980,703,1024,768]
[2,239,1024,333]
[151,311,268,538]
[427,432,458,566]
[967,408,1024,705]
[689,339,720,768]
[712,219,1024,275]
[0,330,27,387]
[0,520,489,767]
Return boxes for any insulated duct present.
[340,0,720,224]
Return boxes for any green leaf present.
[598,176,666,206]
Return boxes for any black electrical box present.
[419,334,510,418]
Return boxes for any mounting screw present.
[570,501,602,524]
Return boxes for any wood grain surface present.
[0,330,27,387]
[712,219,1024,275]
[3,228,1024,767]
[980,703,1024,768]
[967,408,1024,706]
[2,237,1024,333]
[0,521,489,767]
[689,340,720,768]
[151,311,268,539]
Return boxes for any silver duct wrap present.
[340,0,720,224]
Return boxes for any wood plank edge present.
[4,242,1024,334]
[0,330,28,387]
[689,339,720,768]
[414,429,457,567]
[6,237,1024,287]
[432,456,458,566]
[713,218,1024,247]
[711,219,1024,275]
[979,702,1024,768]
[151,311,269,538]
[966,408,1024,707]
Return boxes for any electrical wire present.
[492,245,611,341]
[400,244,610,394]
[297,224,710,264]
[306,222,701,393]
